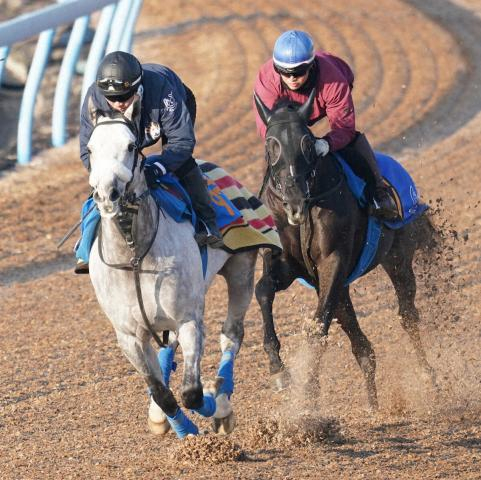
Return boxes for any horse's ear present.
[124,94,141,123]
[254,91,273,125]
[88,96,100,126]
[297,87,316,123]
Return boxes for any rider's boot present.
[179,164,224,248]
[74,258,89,274]
[352,133,399,221]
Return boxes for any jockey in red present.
[253,30,398,220]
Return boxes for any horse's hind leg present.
[214,250,257,434]
[382,241,437,385]
[335,289,379,409]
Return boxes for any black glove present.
[144,161,167,187]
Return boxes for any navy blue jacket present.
[79,64,195,171]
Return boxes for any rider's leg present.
[176,158,224,248]
[342,133,398,220]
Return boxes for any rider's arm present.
[322,78,356,151]
[79,87,95,171]
[146,82,195,172]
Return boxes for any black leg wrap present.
[150,382,178,417]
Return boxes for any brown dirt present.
[1,1,481,479]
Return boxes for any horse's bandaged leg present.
[191,393,216,418]
[157,346,177,387]
[217,350,235,397]
[166,408,199,438]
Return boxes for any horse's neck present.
[312,154,342,195]
[100,195,160,262]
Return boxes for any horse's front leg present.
[255,250,297,390]
[115,330,198,438]
[308,250,344,338]
[177,318,204,410]
[303,250,345,395]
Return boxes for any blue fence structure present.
[0,0,143,165]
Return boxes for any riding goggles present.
[274,62,312,78]
[97,78,133,90]
[97,74,141,95]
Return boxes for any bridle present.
[91,116,165,348]
[261,118,343,206]
[261,114,345,283]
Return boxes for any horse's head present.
[255,89,318,225]
[87,96,144,218]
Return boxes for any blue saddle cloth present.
[299,152,427,288]
[75,173,241,276]
[337,151,427,285]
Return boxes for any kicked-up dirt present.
[1,0,480,479]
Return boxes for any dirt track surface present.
[1,1,481,478]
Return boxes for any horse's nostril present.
[109,188,120,202]
[93,190,100,202]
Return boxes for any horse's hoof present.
[148,417,171,435]
[270,370,290,392]
[148,398,171,435]
[212,411,236,435]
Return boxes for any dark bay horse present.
[254,89,436,408]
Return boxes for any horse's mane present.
[272,97,303,112]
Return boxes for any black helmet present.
[96,51,142,99]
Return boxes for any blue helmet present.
[273,30,315,69]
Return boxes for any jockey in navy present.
[77,51,223,273]
[254,30,398,220]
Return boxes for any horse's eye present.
[128,143,136,152]
[87,146,92,155]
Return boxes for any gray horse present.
[86,96,257,438]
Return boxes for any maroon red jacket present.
[253,51,356,151]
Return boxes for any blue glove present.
[144,161,167,187]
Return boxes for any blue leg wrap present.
[167,408,199,439]
[192,394,216,418]
[157,347,177,387]
[217,350,235,397]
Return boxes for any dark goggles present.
[274,62,312,78]
[104,90,135,103]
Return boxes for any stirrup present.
[74,259,90,274]
[194,222,224,248]
[194,231,224,248]
[369,197,399,221]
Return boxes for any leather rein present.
[92,118,166,348]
